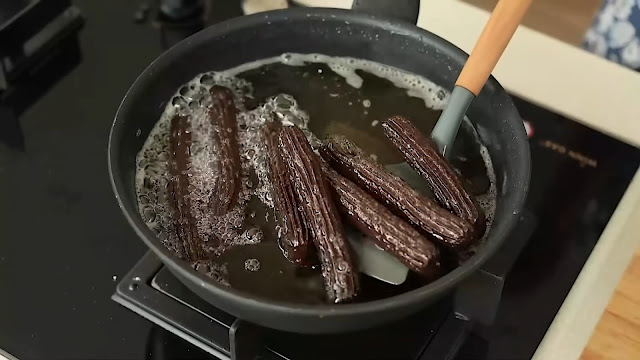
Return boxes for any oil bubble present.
[245,258,260,272]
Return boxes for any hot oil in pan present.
[238,62,493,195]
[239,62,442,165]
[135,54,496,305]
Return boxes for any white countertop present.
[298,0,640,359]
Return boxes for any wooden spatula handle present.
[455,0,533,95]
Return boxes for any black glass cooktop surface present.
[0,1,638,359]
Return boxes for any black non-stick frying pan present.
[108,1,529,334]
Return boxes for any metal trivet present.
[114,212,534,360]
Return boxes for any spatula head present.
[346,162,432,285]
[347,229,409,285]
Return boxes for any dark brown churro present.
[319,136,475,250]
[263,121,312,266]
[208,85,241,215]
[168,114,210,261]
[320,160,441,278]
[382,115,486,236]
[279,126,358,303]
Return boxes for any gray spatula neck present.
[430,86,475,158]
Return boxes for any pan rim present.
[108,7,530,318]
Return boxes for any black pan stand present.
[113,212,535,360]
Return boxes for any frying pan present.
[108,1,530,334]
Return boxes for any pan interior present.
[134,53,496,304]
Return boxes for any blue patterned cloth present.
[583,0,640,71]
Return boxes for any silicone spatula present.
[354,0,533,284]
[431,0,533,157]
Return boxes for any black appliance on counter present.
[0,1,638,360]
[0,0,83,149]
[0,0,83,93]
